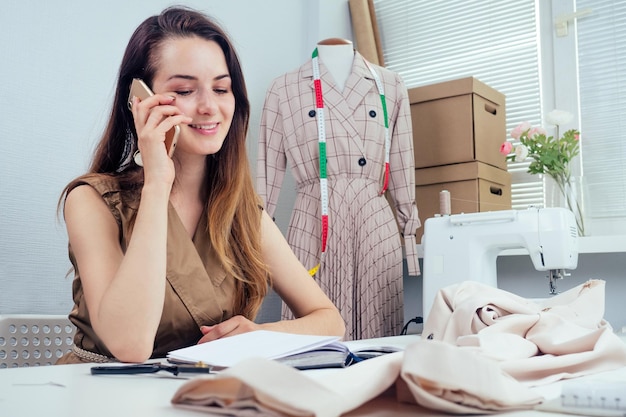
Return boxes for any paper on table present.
[167,330,341,367]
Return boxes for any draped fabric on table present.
[171,279,626,416]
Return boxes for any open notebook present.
[167,330,400,370]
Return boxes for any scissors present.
[91,362,212,376]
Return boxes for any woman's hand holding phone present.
[128,79,191,183]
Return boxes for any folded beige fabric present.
[423,279,626,386]
[400,339,543,414]
[171,351,405,417]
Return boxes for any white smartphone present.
[128,78,180,157]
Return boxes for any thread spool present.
[439,190,451,215]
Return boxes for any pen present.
[91,362,212,376]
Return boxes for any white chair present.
[0,314,75,368]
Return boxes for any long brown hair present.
[61,6,268,319]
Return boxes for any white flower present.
[546,109,573,126]
[514,144,529,162]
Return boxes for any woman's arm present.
[64,181,170,363]
[198,210,345,342]
[65,94,189,363]
[259,210,345,335]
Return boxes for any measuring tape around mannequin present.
[308,48,390,276]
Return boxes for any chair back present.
[0,314,75,368]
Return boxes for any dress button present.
[308,110,316,117]
[369,110,377,118]
[358,157,367,166]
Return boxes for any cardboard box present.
[409,77,506,170]
[415,161,511,241]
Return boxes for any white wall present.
[0,0,353,315]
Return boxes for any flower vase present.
[546,175,586,236]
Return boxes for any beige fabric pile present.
[171,279,626,416]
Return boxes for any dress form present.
[317,38,354,92]
[258,44,421,339]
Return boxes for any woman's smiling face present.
[151,36,235,157]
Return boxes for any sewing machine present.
[421,207,579,321]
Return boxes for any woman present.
[57,6,344,364]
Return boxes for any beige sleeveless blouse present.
[57,175,236,364]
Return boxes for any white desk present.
[1,335,625,416]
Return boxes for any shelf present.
[578,235,626,254]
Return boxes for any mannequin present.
[316,38,354,92]
[257,39,420,340]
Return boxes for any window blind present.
[576,0,626,219]
[372,0,545,209]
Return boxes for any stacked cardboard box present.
[408,77,512,241]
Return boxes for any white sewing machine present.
[421,207,579,321]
